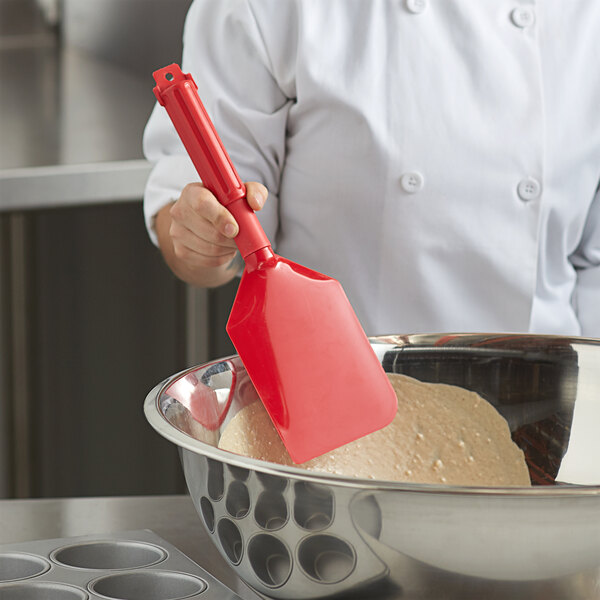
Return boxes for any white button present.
[401,172,425,193]
[405,0,427,14]
[517,177,541,201]
[511,7,535,28]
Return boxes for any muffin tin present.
[0,529,243,599]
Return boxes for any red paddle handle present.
[152,64,271,259]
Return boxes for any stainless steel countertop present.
[0,494,262,599]
[0,34,155,210]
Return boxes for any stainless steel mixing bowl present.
[144,334,600,600]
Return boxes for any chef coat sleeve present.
[142,0,293,247]
[571,186,600,337]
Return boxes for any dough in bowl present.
[218,373,531,487]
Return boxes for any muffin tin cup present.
[50,541,166,571]
[0,581,88,599]
[0,553,50,583]
[0,530,243,600]
[88,570,206,600]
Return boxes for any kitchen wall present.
[0,0,238,499]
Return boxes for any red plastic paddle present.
[153,64,397,463]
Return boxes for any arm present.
[571,185,600,336]
[143,0,293,287]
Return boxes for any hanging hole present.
[165,72,174,81]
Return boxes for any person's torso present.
[255,0,600,335]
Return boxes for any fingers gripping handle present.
[153,64,271,259]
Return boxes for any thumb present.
[245,182,268,211]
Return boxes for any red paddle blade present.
[152,63,397,464]
[228,251,398,464]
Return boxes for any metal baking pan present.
[0,529,243,599]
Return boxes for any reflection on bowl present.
[144,334,600,600]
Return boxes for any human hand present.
[167,181,268,270]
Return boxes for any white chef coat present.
[143,0,600,337]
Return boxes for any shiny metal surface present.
[145,334,600,600]
[61,0,191,77]
[0,529,243,600]
[0,6,154,211]
[0,495,263,600]
[0,160,153,211]
[0,42,153,210]
[0,44,150,170]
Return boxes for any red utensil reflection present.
[166,365,236,430]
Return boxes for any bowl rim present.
[144,333,600,497]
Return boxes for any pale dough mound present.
[218,374,531,487]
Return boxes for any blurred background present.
[0,0,238,500]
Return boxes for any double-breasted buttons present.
[510,6,536,28]
[517,177,541,201]
[401,172,425,193]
